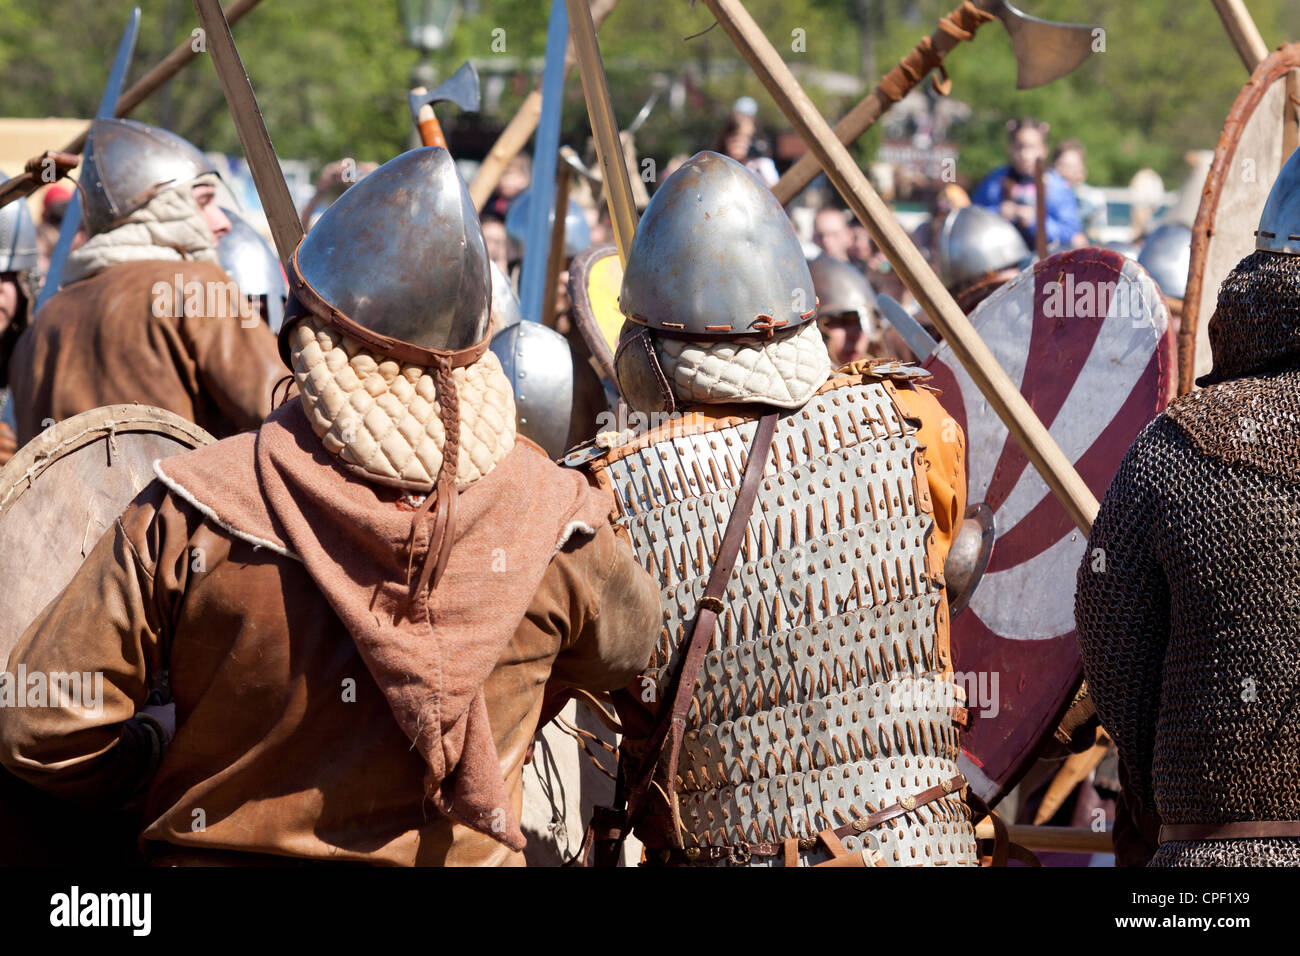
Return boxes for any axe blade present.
[996,1,1098,90]
[559,145,601,183]
[408,61,480,124]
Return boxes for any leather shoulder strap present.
[625,410,780,831]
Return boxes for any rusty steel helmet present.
[1256,145,1300,256]
[809,254,875,326]
[489,320,606,459]
[0,174,38,275]
[1137,222,1192,300]
[504,189,591,261]
[936,205,1031,289]
[619,151,816,340]
[286,146,491,366]
[79,118,217,237]
[217,208,287,333]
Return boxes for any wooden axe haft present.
[700,0,1098,535]
[772,0,1099,205]
[772,0,997,205]
[0,152,80,212]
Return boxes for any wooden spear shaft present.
[974,821,1113,855]
[0,0,264,212]
[65,0,266,154]
[701,0,1098,534]
[468,0,619,212]
[1210,0,1270,72]
[541,164,572,328]
[1209,0,1299,163]
[565,0,639,263]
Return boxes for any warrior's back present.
[584,366,979,866]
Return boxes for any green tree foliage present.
[1,0,1299,187]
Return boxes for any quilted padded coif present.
[655,321,832,409]
[290,316,516,491]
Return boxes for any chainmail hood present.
[1198,250,1300,387]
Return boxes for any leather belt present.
[653,773,967,866]
[1160,821,1300,843]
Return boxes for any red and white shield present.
[923,248,1176,804]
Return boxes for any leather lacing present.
[403,357,461,615]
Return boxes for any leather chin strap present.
[404,355,461,612]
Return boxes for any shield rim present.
[567,241,621,392]
[0,405,214,671]
[1181,42,1300,395]
[0,404,215,519]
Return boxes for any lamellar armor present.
[577,366,977,866]
[582,152,977,866]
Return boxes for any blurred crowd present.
[7,99,1198,439]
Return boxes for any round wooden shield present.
[0,405,213,670]
[923,249,1175,805]
[0,404,212,865]
[568,242,623,392]
[1182,43,1300,393]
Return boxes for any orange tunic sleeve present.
[892,379,967,677]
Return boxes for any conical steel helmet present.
[619,150,815,339]
[1137,223,1192,299]
[504,189,591,259]
[809,254,875,321]
[0,174,38,274]
[490,319,606,459]
[289,147,491,363]
[80,118,217,237]
[936,205,1030,289]
[218,208,287,332]
[489,260,522,331]
[1257,146,1300,256]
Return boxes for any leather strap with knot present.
[403,356,461,617]
[877,1,996,102]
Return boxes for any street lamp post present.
[398,0,462,90]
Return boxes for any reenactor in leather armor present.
[0,148,660,866]
[7,119,286,443]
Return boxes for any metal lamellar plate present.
[592,377,977,866]
[646,597,943,727]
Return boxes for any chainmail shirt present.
[1076,250,1300,867]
